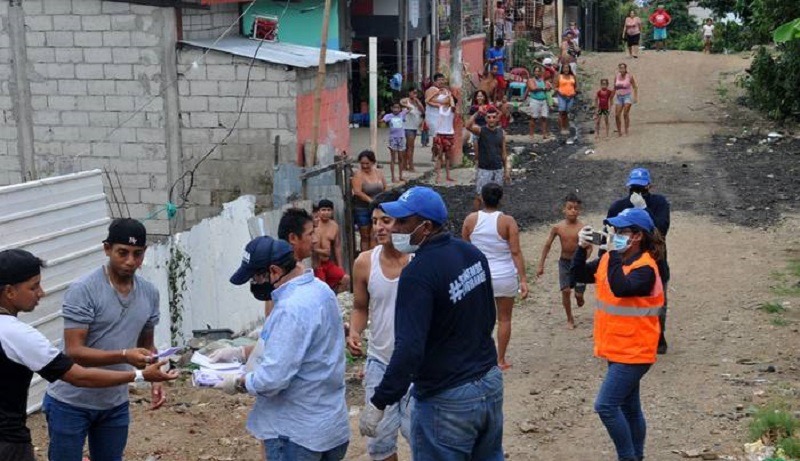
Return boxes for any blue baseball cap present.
[626,168,651,187]
[380,186,448,225]
[604,208,655,233]
[230,236,294,285]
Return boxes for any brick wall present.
[0,1,21,185]
[295,62,351,162]
[176,47,297,223]
[181,2,241,41]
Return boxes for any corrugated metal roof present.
[180,36,363,68]
[0,170,110,413]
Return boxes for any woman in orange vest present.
[571,208,665,461]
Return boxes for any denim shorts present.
[475,168,504,194]
[354,207,371,227]
[557,95,575,112]
[616,93,633,106]
[363,357,413,459]
[412,366,504,460]
[653,27,667,41]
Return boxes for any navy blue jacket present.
[371,233,498,409]
[607,192,670,283]
[571,247,656,296]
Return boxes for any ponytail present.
[641,228,666,262]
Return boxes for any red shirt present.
[597,88,612,110]
[649,9,671,28]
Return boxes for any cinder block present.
[278,81,296,98]
[116,81,145,96]
[48,95,77,110]
[266,66,295,82]
[129,4,158,16]
[121,143,147,159]
[77,64,105,80]
[46,63,75,78]
[178,96,207,112]
[45,31,74,47]
[61,142,91,157]
[113,127,138,143]
[90,142,121,157]
[182,65,207,81]
[248,81,279,98]
[43,0,71,14]
[81,15,112,32]
[266,97,294,112]
[72,0,102,15]
[218,81,249,97]
[103,31,131,47]
[79,126,110,141]
[248,113,278,129]
[50,127,81,142]
[61,111,90,127]
[190,113,218,128]
[75,96,105,111]
[278,113,295,130]
[58,80,88,96]
[136,128,165,143]
[53,15,82,31]
[29,80,58,95]
[218,113,244,129]
[30,96,48,110]
[26,32,47,47]
[101,2,131,14]
[121,173,150,189]
[104,64,133,80]
[242,98,267,113]
[111,15,138,31]
[209,127,237,144]
[139,189,167,204]
[112,48,141,65]
[21,1,44,15]
[105,96,135,111]
[26,15,54,32]
[206,65,236,81]
[180,128,210,144]
[89,111,119,127]
[117,188,140,203]
[236,64,266,81]
[130,32,159,47]
[55,48,84,64]
[138,50,160,67]
[201,52,233,65]
[208,97,238,112]
[26,47,56,63]
[74,31,103,48]
[190,81,218,96]
[32,110,60,125]
[83,48,112,63]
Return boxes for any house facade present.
[1,0,357,235]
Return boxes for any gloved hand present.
[358,401,385,437]
[208,346,245,364]
[578,226,594,249]
[214,373,244,395]
[630,192,647,209]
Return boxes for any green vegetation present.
[760,302,786,314]
[771,316,788,327]
[749,404,799,446]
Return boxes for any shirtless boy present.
[536,193,591,329]
[314,199,350,292]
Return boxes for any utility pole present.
[449,0,463,164]
[310,0,333,168]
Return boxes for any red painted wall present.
[437,34,486,81]
[295,83,351,163]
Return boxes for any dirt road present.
[28,51,800,461]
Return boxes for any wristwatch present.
[134,369,145,384]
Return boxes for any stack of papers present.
[190,351,244,388]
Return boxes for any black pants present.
[0,441,36,461]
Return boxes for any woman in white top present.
[462,182,529,370]
[401,89,424,172]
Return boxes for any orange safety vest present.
[594,251,664,364]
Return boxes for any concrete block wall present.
[181,2,240,41]
[0,1,22,185]
[176,47,297,223]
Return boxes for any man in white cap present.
[359,187,504,460]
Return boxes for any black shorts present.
[626,33,640,46]
[0,441,36,461]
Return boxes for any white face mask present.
[391,222,426,254]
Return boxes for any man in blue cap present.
[358,186,504,460]
[607,167,671,354]
[219,236,350,461]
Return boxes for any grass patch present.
[749,404,799,445]
[770,260,800,296]
[778,436,800,458]
[771,316,789,327]
[761,302,786,314]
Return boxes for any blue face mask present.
[611,234,631,252]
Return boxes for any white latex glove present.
[214,374,244,395]
[208,346,245,364]
[578,225,594,249]
[358,401,385,437]
[630,192,647,209]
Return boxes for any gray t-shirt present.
[47,266,159,410]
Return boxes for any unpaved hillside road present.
[27,51,800,461]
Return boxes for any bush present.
[745,42,800,119]
[749,404,799,444]
[712,21,759,53]
[674,32,704,51]
[778,437,800,459]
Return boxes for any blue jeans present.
[43,394,129,461]
[364,358,413,459]
[594,362,652,461]
[264,437,348,461]
[412,366,504,461]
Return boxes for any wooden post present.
[488,0,495,45]
[369,37,378,154]
[310,0,333,168]
[449,0,463,165]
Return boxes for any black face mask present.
[629,187,649,196]
[250,281,273,301]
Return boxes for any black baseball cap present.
[230,236,294,285]
[0,249,43,286]
[104,218,147,247]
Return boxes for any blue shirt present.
[486,47,506,75]
[244,270,349,452]
[371,233,497,409]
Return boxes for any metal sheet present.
[180,36,363,68]
[0,170,110,414]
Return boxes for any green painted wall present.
[243,0,341,50]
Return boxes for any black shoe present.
[657,339,668,355]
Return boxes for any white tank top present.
[367,245,411,364]
[470,211,517,279]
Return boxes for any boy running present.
[382,102,408,183]
[595,78,614,138]
[314,199,350,293]
[536,194,591,329]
